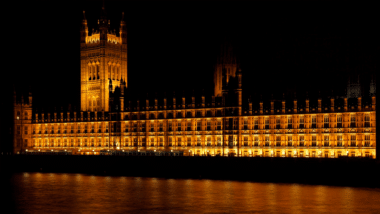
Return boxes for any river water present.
[2,172,380,213]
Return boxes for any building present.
[12,6,377,158]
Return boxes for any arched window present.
[96,65,100,79]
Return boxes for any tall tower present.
[80,3,128,112]
[214,39,238,97]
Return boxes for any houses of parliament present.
[12,6,377,158]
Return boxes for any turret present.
[164,93,167,109]
[270,95,274,114]
[305,92,309,113]
[293,93,297,113]
[372,96,376,111]
[192,91,195,108]
[28,91,32,106]
[182,91,185,109]
[201,90,205,108]
[330,91,335,112]
[249,97,252,115]
[282,93,285,114]
[98,1,109,44]
[173,91,176,109]
[155,94,158,110]
[80,11,88,44]
[236,68,242,108]
[344,97,348,111]
[358,96,362,111]
[317,92,322,113]
[146,93,149,111]
[260,96,263,115]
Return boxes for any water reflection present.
[3,173,380,213]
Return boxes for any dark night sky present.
[9,0,377,110]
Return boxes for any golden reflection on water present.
[5,173,380,213]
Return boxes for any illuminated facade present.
[80,7,128,112]
[12,7,377,158]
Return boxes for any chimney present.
[344,98,348,111]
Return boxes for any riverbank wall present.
[1,155,379,188]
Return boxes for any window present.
[265,136,269,146]
[17,126,21,135]
[287,116,292,129]
[159,122,163,132]
[207,121,211,131]
[150,122,154,132]
[364,114,370,127]
[244,137,248,146]
[169,137,172,146]
[177,121,181,131]
[299,136,304,146]
[276,136,281,146]
[217,120,221,130]
[337,135,342,146]
[217,137,221,146]
[142,138,146,147]
[168,121,172,131]
[265,117,269,129]
[287,136,292,146]
[125,123,129,132]
[299,116,304,129]
[159,138,163,147]
[17,111,20,120]
[244,118,248,130]
[72,125,75,133]
[24,126,28,135]
[364,135,370,147]
[324,135,329,146]
[350,114,356,128]
[106,124,109,133]
[233,119,238,130]
[197,120,201,131]
[350,135,356,147]
[311,115,316,128]
[186,111,192,118]
[207,137,211,146]
[337,114,342,128]
[254,118,258,129]
[91,124,94,133]
[324,115,329,128]
[197,138,201,146]
[187,137,191,146]
[140,122,145,132]
[24,112,28,120]
[150,138,154,147]
[254,136,259,146]
[276,117,280,129]
[311,136,316,146]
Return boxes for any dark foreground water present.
[2,173,380,213]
